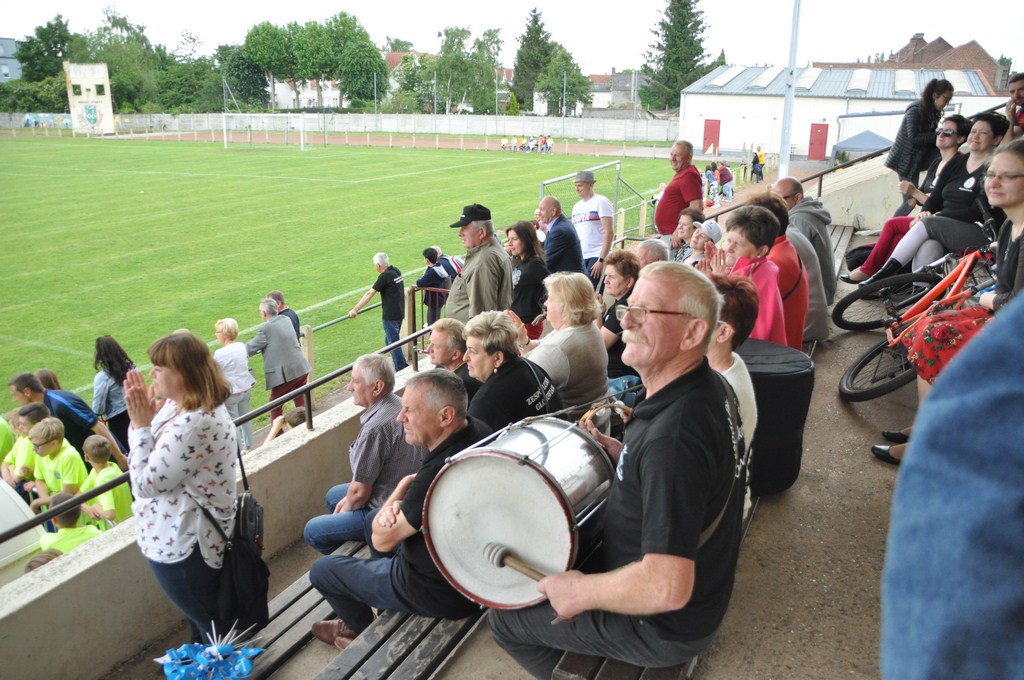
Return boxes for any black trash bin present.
[736,339,815,496]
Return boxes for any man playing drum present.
[489,262,745,677]
[308,370,492,649]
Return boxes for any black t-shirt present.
[603,292,638,379]
[602,360,742,641]
[468,357,563,431]
[43,389,100,455]
[921,153,984,223]
[510,257,550,320]
[454,363,482,404]
[373,266,405,321]
[397,417,493,618]
[280,308,301,339]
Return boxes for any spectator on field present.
[78,435,133,525]
[506,221,550,340]
[719,161,735,202]
[268,290,301,340]
[303,355,424,555]
[773,177,837,303]
[464,311,562,431]
[426,318,482,402]
[35,369,62,391]
[885,78,954,217]
[703,206,786,346]
[445,205,514,323]
[540,196,585,275]
[654,141,703,241]
[92,336,135,452]
[214,318,257,451]
[26,417,87,513]
[247,298,312,421]
[348,253,409,372]
[749,192,829,343]
[571,170,615,287]
[39,492,101,554]
[672,208,705,262]
[7,372,126,469]
[515,272,610,416]
[636,238,669,268]
[417,248,451,326]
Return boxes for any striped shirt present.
[351,392,425,509]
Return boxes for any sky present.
[5,0,1022,81]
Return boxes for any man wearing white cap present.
[571,170,614,288]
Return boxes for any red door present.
[703,119,721,155]
[808,124,828,161]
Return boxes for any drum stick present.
[483,542,547,581]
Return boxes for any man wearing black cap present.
[445,204,513,323]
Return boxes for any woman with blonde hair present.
[214,318,257,452]
[124,331,237,643]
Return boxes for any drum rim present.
[422,449,579,609]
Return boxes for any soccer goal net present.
[222,113,306,150]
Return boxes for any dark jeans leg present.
[309,555,426,632]
[488,602,714,680]
[382,319,408,371]
[148,548,224,643]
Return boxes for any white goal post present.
[222,113,306,151]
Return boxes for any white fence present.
[1,111,679,143]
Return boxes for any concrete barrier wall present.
[0,372,418,680]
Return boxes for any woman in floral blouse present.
[124,331,237,642]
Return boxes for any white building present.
[680,65,1004,159]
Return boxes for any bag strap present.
[697,372,746,549]
[781,258,805,302]
[234,439,250,492]
[198,503,232,546]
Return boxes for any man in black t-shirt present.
[309,370,490,649]
[348,252,408,371]
[490,262,744,678]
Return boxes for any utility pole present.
[779,0,801,177]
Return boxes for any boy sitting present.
[24,417,87,514]
[38,492,101,554]
[2,407,36,501]
[78,435,133,526]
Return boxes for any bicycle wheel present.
[832,272,942,331]
[839,335,916,402]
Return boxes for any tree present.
[70,9,162,112]
[384,37,413,53]
[292,20,336,109]
[16,15,73,82]
[338,39,389,104]
[435,26,472,113]
[433,26,504,113]
[467,29,503,114]
[511,9,553,112]
[219,45,268,109]
[642,0,712,109]
[0,75,68,112]
[244,22,289,110]
[506,91,520,116]
[535,45,591,116]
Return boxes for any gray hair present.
[259,298,279,317]
[354,353,395,393]
[431,318,468,352]
[641,261,722,352]
[405,369,468,420]
[373,252,390,268]
[673,140,694,156]
[638,238,669,262]
[476,220,496,237]
[464,310,519,358]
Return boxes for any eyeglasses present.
[616,305,693,324]
[936,129,956,137]
[984,173,1024,182]
[30,440,51,450]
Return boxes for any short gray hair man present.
[636,239,670,268]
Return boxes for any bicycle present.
[831,248,996,331]
[838,246,996,402]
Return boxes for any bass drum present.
[423,417,614,609]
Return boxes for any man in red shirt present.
[654,141,704,252]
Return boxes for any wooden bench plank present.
[553,652,605,680]
[594,658,645,680]
[252,600,335,680]
[349,614,440,679]
[387,610,485,680]
[314,609,412,680]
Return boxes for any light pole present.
[562,71,567,118]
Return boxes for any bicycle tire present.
[839,335,916,402]
[832,272,943,331]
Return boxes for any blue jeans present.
[489,601,715,679]
[309,554,430,632]
[223,389,254,447]
[148,546,224,643]
[721,180,734,200]
[303,483,374,554]
[382,319,408,371]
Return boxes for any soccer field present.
[1,136,671,422]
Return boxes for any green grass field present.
[1,135,672,425]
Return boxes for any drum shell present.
[423,417,614,609]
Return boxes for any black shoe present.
[860,258,902,286]
[871,444,902,466]
[839,273,856,284]
[882,429,909,444]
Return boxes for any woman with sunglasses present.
[871,139,1024,465]
[885,78,954,217]
[842,115,970,283]
[863,113,1010,284]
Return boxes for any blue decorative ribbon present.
[156,643,264,679]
